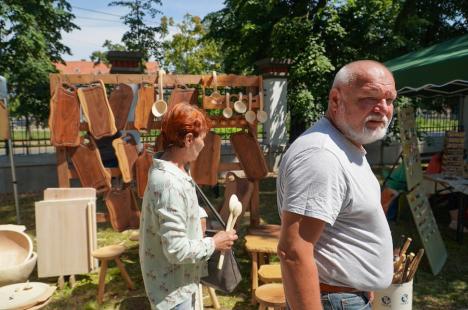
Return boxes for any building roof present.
[54,60,159,75]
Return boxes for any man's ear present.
[329,88,340,113]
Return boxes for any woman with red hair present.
[139,103,238,310]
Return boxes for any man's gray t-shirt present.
[277,117,393,291]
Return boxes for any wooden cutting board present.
[190,131,221,186]
[134,84,155,131]
[77,80,117,139]
[35,198,94,277]
[42,188,97,270]
[230,131,268,180]
[108,83,134,130]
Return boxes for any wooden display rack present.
[49,73,265,226]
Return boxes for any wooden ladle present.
[152,70,167,117]
[217,194,242,270]
[256,89,267,123]
[223,92,233,119]
[244,92,256,124]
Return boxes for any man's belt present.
[320,283,361,294]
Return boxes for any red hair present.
[160,103,212,149]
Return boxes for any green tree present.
[109,0,163,60]
[90,40,126,64]
[162,14,222,74]
[206,0,468,141]
[0,0,78,123]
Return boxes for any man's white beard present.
[336,104,391,145]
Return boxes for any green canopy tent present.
[385,34,468,97]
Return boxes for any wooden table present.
[244,234,279,304]
[424,173,468,243]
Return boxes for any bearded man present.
[277,60,396,310]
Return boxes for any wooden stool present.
[255,283,286,310]
[258,264,282,283]
[92,244,135,304]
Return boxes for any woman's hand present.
[213,230,238,251]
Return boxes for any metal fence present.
[0,116,265,156]
[415,107,462,138]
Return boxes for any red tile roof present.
[54,61,159,74]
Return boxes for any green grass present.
[1,177,467,309]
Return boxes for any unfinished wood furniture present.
[245,234,279,304]
[254,283,286,310]
[49,73,266,226]
[92,244,134,304]
[258,264,282,284]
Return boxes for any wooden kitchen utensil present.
[134,83,155,131]
[105,187,140,232]
[190,131,221,186]
[77,80,117,139]
[135,148,154,198]
[244,92,256,124]
[35,198,94,277]
[112,135,139,183]
[223,92,233,118]
[230,131,268,180]
[168,84,199,108]
[218,195,242,269]
[49,84,81,146]
[108,83,134,131]
[218,172,254,229]
[68,136,111,193]
[256,89,267,123]
[233,92,247,114]
[0,230,32,268]
[152,70,168,117]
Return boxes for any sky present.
[61,0,225,61]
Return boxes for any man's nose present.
[372,99,391,114]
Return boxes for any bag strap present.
[194,182,226,229]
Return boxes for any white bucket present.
[373,280,413,310]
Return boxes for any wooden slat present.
[56,147,70,188]
[200,75,260,87]
[218,162,242,172]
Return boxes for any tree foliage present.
[0,0,78,122]
[90,40,126,64]
[108,0,163,61]
[206,0,468,141]
[161,14,222,74]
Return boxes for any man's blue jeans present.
[321,292,371,310]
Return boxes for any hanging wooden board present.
[190,131,221,186]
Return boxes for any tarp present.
[385,34,468,97]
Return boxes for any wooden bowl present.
[0,252,37,286]
[0,230,33,268]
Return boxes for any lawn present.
[0,176,467,309]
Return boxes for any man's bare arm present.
[277,211,326,310]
